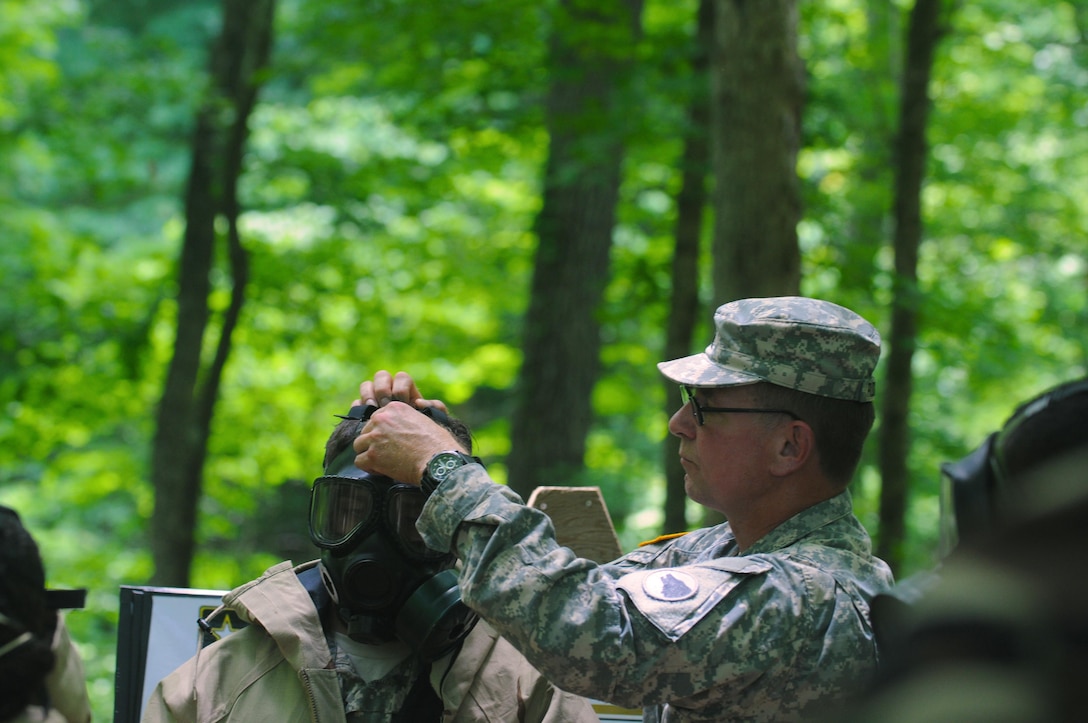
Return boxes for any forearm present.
[419,467,663,704]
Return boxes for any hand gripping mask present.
[309,404,478,660]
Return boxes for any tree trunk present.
[662,0,714,535]
[703,0,803,525]
[840,0,900,297]
[149,0,275,586]
[711,0,804,303]
[877,0,947,573]
[506,0,643,500]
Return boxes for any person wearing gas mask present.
[142,403,596,723]
[0,505,92,723]
[836,376,1088,722]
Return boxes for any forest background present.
[2,0,1086,719]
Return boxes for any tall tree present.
[149,0,276,586]
[506,0,644,499]
[710,0,804,302]
[662,0,715,534]
[877,0,949,573]
[840,0,901,299]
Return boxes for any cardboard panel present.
[527,486,623,564]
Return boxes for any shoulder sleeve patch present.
[616,560,773,641]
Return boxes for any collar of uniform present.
[223,560,333,671]
[742,491,855,555]
[326,639,420,717]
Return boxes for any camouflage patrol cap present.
[657,296,881,402]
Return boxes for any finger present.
[414,398,449,413]
[370,370,394,406]
[391,371,421,404]
[357,375,377,406]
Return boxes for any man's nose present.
[668,405,695,439]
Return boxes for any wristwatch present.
[420,451,481,495]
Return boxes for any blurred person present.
[937,375,1088,553]
[840,376,1088,722]
[0,505,91,723]
[351,297,895,722]
[142,403,596,723]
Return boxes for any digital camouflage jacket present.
[419,466,895,723]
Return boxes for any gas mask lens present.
[937,468,959,558]
[309,475,444,560]
[387,488,434,558]
[309,476,378,551]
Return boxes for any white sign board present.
[114,585,237,723]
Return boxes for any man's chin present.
[684,477,704,505]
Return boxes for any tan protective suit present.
[141,561,596,723]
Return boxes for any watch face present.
[429,452,464,481]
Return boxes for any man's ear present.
[770,420,814,476]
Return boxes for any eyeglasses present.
[679,385,800,427]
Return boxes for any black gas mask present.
[939,377,1088,555]
[309,405,477,660]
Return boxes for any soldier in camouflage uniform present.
[352,297,896,722]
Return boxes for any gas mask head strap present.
[326,404,451,475]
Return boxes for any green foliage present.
[801,0,1088,572]
[1,0,1086,719]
